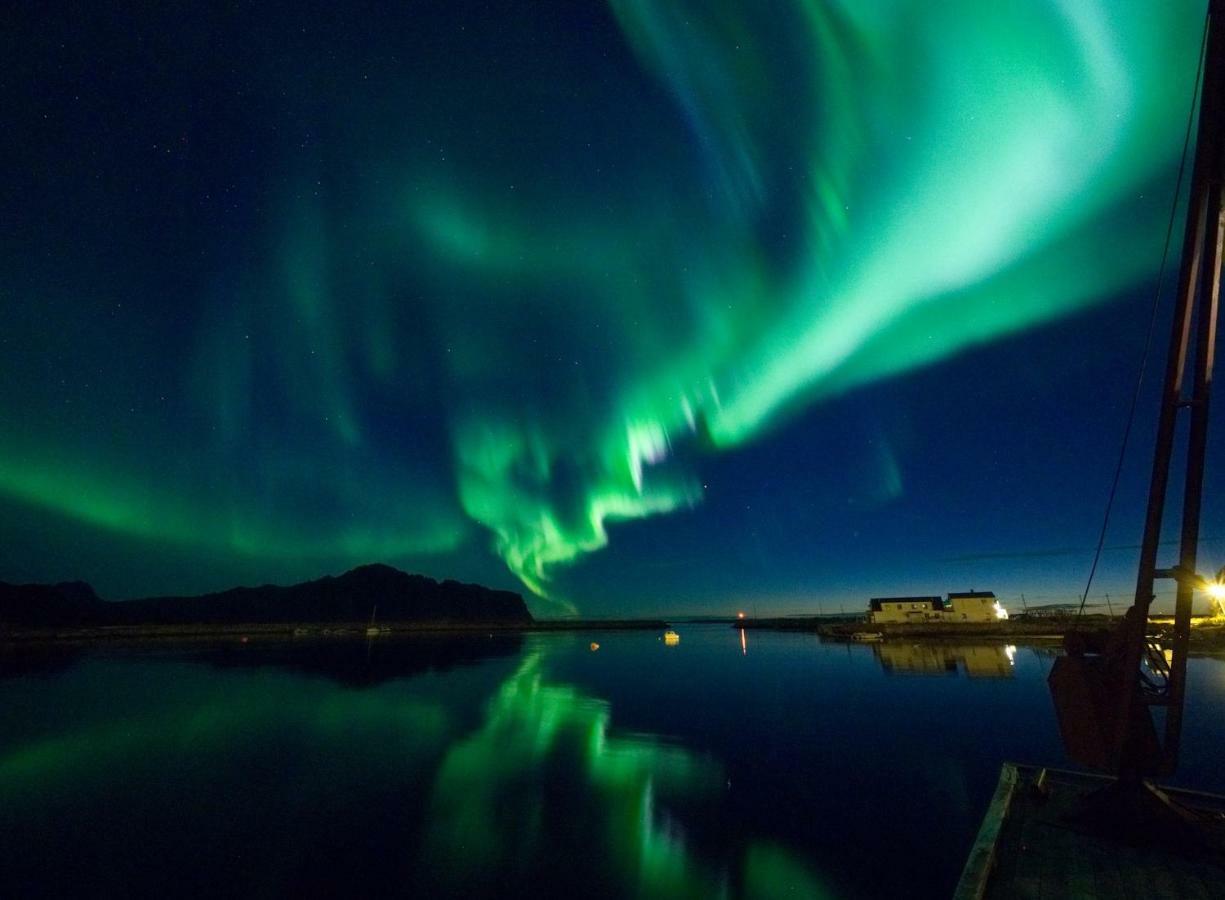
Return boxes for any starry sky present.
[1,0,1218,616]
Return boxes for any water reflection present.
[869,642,1019,678]
[191,633,524,686]
[0,643,84,679]
[423,650,829,899]
[0,634,524,687]
[12,631,1201,898]
[0,636,832,899]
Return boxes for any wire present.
[1075,14,1210,623]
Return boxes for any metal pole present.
[1118,1,1225,780]
[1165,185,1225,771]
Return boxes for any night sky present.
[2,1,1218,617]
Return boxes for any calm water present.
[4,627,1225,899]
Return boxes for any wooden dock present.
[956,764,1225,899]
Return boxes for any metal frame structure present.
[1050,0,1225,783]
[1124,0,1225,779]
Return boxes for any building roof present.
[948,591,996,600]
[869,596,944,611]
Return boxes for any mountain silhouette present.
[0,564,531,628]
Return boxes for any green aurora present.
[0,645,829,897]
[0,1,1206,610]
[425,651,829,897]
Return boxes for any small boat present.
[851,631,883,642]
[589,642,600,651]
[663,630,680,646]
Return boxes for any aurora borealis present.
[0,633,862,895]
[1,1,1216,614]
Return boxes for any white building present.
[867,591,1008,624]
[945,591,1007,622]
[869,596,945,624]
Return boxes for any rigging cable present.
[1075,14,1210,622]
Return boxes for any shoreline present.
[0,618,672,646]
[8,615,1225,650]
[734,615,1225,648]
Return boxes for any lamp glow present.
[1206,582,1225,618]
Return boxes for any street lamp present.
[1206,567,1225,618]
[1154,564,1225,618]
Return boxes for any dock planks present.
[959,764,1225,899]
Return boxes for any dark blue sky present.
[1,1,1216,616]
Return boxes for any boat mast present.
[1119,0,1225,780]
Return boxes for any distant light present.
[1202,573,1225,617]
[590,642,600,652]
[993,601,1009,621]
[664,630,680,646]
[737,611,746,619]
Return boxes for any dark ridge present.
[0,564,532,628]
[0,581,105,627]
